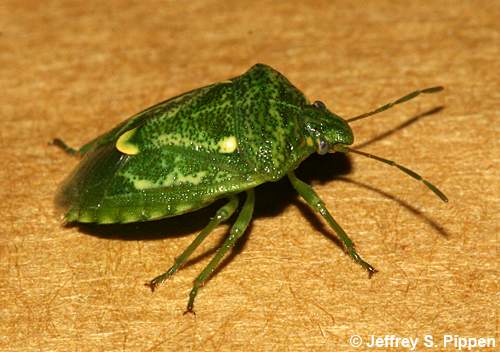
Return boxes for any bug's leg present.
[146,195,240,291]
[52,138,78,155]
[288,171,376,276]
[185,189,255,314]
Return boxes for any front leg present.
[288,171,376,276]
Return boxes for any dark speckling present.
[57,64,353,223]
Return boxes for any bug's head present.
[303,100,354,155]
[302,86,448,203]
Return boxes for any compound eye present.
[312,100,326,110]
[317,139,329,155]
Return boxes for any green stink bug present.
[54,63,447,313]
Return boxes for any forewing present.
[58,126,264,224]
[76,83,218,156]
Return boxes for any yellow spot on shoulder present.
[116,128,139,155]
[218,136,238,153]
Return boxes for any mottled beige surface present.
[1,1,498,351]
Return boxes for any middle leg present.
[185,189,255,313]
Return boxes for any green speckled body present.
[57,64,353,224]
[55,64,446,312]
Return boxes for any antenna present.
[347,86,444,123]
[333,144,448,202]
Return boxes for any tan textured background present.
[1,1,498,351]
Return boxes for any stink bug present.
[54,63,447,313]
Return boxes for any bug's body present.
[57,64,351,224]
[55,63,446,313]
